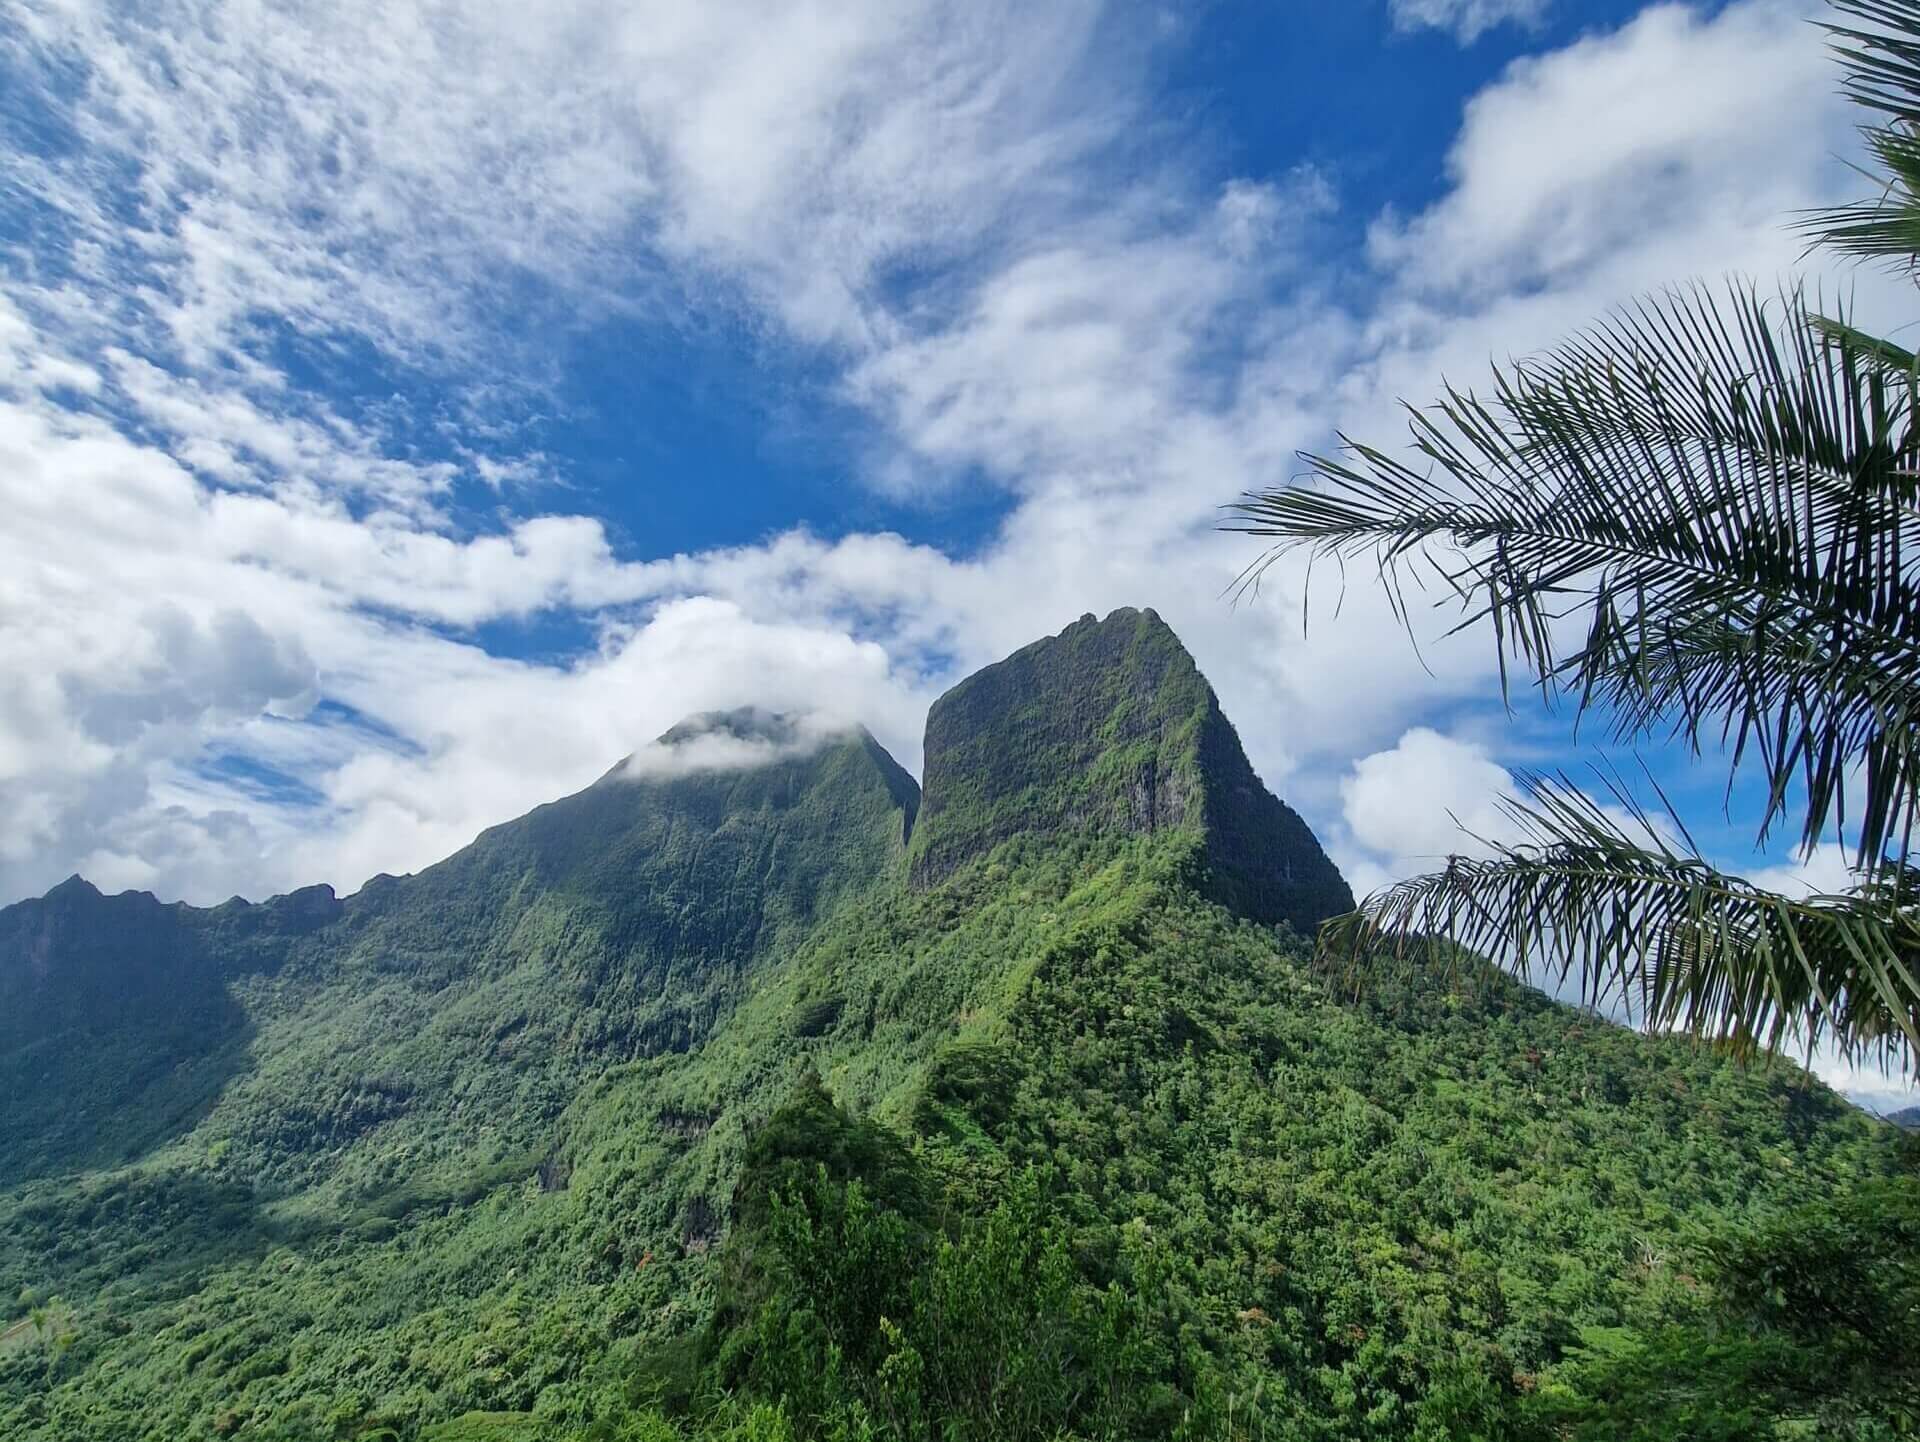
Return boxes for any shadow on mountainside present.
[0,878,348,1185]
[0,1165,334,1303]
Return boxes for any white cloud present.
[1390,0,1550,44]
[1374,3,1844,303]
[1745,843,1861,899]
[847,170,1336,495]
[615,709,866,781]
[6,0,1122,367]
[1810,1057,1920,1118]
[1336,728,1523,893]
[0,0,1903,1097]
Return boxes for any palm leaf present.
[1227,282,1920,877]
[1801,0,1920,267]
[1809,312,1919,371]
[1320,777,1920,1073]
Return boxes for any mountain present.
[1892,1104,1920,1130]
[0,875,339,1182]
[908,607,1352,932]
[0,719,916,1188]
[0,609,1910,1442]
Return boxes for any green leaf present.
[1317,775,1920,1074]
[1800,0,1920,268]
[1228,282,1920,881]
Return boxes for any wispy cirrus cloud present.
[5,0,1126,368]
[1390,0,1552,44]
[0,0,1894,1025]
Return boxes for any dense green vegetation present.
[909,608,1351,932]
[1,719,917,1192]
[0,611,1911,1438]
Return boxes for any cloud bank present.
[0,0,1898,1073]
[615,708,867,781]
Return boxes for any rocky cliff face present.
[907,608,1351,933]
[0,608,1354,1188]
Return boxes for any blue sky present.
[1,0,1911,1102]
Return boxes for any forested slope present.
[0,610,1909,1441]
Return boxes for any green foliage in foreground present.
[715,1103,1917,1442]
[1,829,1910,1440]
[413,1083,1920,1442]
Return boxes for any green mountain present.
[909,607,1352,932]
[0,610,1911,1442]
[1,716,916,1191]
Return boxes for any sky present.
[2,0,1914,1108]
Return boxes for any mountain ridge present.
[1,608,1906,1441]
[6,608,1358,1188]
[0,718,919,1186]
[3,608,1342,927]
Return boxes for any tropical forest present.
[3,2,1919,1441]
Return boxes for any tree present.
[1227,0,1920,1076]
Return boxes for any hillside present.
[0,718,917,1193]
[908,607,1352,932]
[0,610,1911,1441]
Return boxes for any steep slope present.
[7,830,1900,1441]
[0,615,1908,1442]
[0,878,341,1181]
[909,607,1352,932]
[0,720,918,1193]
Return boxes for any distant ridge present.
[0,723,918,1182]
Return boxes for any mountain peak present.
[658,706,811,749]
[908,607,1351,933]
[597,708,875,788]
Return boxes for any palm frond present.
[1318,777,1920,1075]
[1576,602,1920,880]
[1227,282,1920,876]
[1801,0,1920,267]
[1810,311,1919,370]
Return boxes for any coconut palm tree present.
[1228,0,1920,1074]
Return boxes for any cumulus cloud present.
[615,708,866,782]
[0,0,1895,966]
[72,606,318,745]
[1389,0,1550,44]
[1372,2,1846,302]
[1334,728,1523,898]
[1745,844,1862,899]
